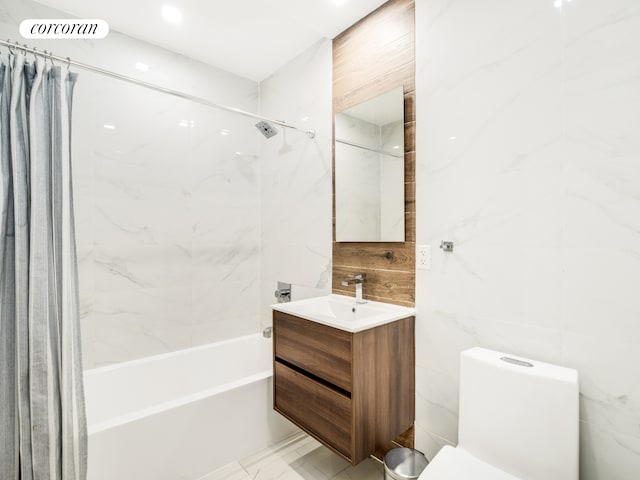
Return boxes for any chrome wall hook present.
[440,241,454,252]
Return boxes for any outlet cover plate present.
[417,245,431,270]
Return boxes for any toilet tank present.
[458,348,579,480]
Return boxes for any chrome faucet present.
[274,281,291,303]
[341,273,367,304]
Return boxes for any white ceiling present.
[35,0,389,81]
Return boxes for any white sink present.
[271,294,416,332]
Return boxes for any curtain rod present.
[0,39,316,139]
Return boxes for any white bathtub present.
[84,333,297,480]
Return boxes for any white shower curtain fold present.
[0,53,87,480]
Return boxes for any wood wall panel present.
[405,152,415,183]
[404,92,416,122]
[372,426,416,462]
[332,0,416,306]
[333,266,415,307]
[406,182,416,213]
[333,63,415,114]
[333,243,415,272]
[405,121,415,152]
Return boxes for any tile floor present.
[199,433,385,480]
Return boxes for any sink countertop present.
[271,294,416,333]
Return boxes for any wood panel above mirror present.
[332,0,415,307]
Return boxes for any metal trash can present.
[383,448,428,480]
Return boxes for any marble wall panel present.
[258,39,333,326]
[0,0,261,368]
[415,0,640,477]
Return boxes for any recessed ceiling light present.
[103,124,116,130]
[301,116,309,122]
[162,5,183,24]
[219,129,231,136]
[392,145,400,150]
[135,61,149,72]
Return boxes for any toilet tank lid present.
[462,347,578,384]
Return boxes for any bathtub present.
[84,333,298,480]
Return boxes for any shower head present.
[255,120,278,139]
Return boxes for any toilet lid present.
[418,446,521,480]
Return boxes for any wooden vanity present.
[272,309,415,465]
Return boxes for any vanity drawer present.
[274,312,352,391]
[274,362,352,459]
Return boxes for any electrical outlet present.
[417,245,431,270]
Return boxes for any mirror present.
[335,85,405,242]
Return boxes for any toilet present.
[419,347,579,480]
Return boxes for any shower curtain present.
[0,53,87,480]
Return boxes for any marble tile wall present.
[1,0,262,368]
[258,39,333,326]
[415,0,640,478]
